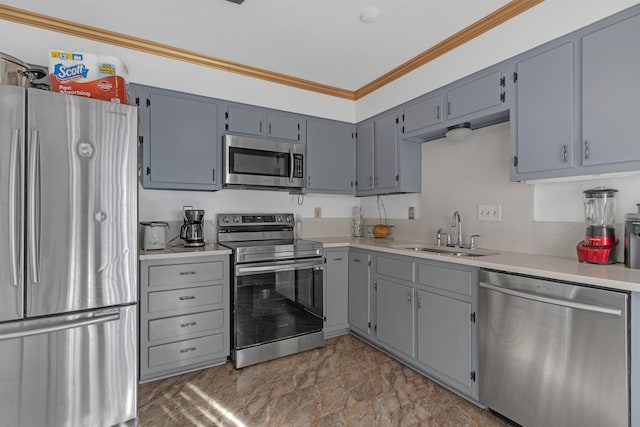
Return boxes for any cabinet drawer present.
[148,261,224,287]
[148,309,224,341]
[417,263,472,296]
[148,333,224,367]
[376,256,415,282]
[148,285,223,313]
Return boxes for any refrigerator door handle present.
[27,130,41,284]
[9,128,22,287]
[0,310,121,342]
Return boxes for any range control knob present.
[276,216,283,222]
[222,216,230,223]
[285,215,292,222]
[233,216,241,223]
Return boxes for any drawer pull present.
[179,271,197,276]
[180,321,197,328]
[179,347,196,353]
[178,295,196,301]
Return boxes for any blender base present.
[576,240,618,264]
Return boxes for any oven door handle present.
[236,260,323,276]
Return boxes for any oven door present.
[223,135,304,188]
[233,257,323,350]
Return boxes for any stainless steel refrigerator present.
[0,84,138,426]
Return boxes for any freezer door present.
[26,89,138,317]
[0,305,137,427]
[0,84,25,321]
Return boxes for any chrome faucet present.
[451,211,462,247]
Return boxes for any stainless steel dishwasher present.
[479,270,629,427]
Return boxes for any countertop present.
[314,236,640,293]
[137,237,640,292]
[139,243,231,260]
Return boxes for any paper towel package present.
[48,50,129,103]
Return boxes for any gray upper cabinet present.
[133,83,222,191]
[510,6,640,181]
[581,13,640,167]
[348,250,371,336]
[374,111,400,192]
[306,119,355,194]
[401,93,444,135]
[511,41,576,179]
[355,121,375,192]
[356,111,421,196]
[445,69,506,122]
[225,104,302,142]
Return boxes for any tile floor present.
[138,334,509,426]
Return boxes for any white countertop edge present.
[139,243,231,260]
[310,237,640,293]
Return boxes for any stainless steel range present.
[217,213,324,368]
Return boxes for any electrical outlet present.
[314,207,322,218]
[408,207,415,220]
[477,204,501,221]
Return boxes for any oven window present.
[235,267,323,349]
[229,147,290,177]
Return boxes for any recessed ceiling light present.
[359,7,381,24]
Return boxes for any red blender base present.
[576,240,619,264]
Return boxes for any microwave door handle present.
[289,147,294,183]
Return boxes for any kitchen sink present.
[390,244,499,257]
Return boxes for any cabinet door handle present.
[179,347,197,354]
[179,271,196,276]
[447,101,451,117]
[180,321,197,328]
[268,122,272,135]
[407,291,412,304]
[259,121,263,133]
[584,140,590,160]
[417,293,421,309]
[352,258,361,263]
[563,145,568,163]
[179,295,196,301]
[436,105,441,120]
[332,257,343,261]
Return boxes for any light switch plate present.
[408,207,415,220]
[314,207,322,218]
[478,204,501,221]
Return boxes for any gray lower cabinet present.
[139,254,230,382]
[348,249,372,336]
[376,278,415,358]
[306,119,355,194]
[324,248,350,337]
[131,83,222,191]
[354,251,479,401]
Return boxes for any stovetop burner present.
[217,213,323,263]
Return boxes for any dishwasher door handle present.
[479,282,622,317]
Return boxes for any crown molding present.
[0,0,542,101]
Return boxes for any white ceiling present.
[5,0,517,91]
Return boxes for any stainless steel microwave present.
[223,134,305,190]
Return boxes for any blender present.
[576,188,618,264]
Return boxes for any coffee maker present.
[576,188,618,264]
[181,208,205,247]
